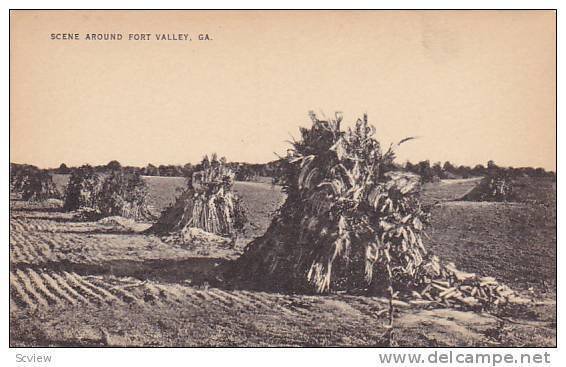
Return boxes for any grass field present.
[10,176,556,346]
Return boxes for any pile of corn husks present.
[409,256,528,309]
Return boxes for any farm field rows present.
[10,177,556,346]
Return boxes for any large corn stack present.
[232,112,522,312]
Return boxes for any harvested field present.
[10,177,556,347]
[421,177,482,205]
[423,177,556,294]
[427,201,556,294]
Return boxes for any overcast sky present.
[10,10,556,170]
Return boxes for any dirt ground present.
[10,178,556,347]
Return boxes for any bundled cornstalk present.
[64,165,101,212]
[12,166,60,201]
[149,156,246,237]
[232,112,518,312]
[462,173,514,202]
[96,170,154,221]
[10,164,35,194]
[64,165,152,221]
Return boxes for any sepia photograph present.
[8,9,556,349]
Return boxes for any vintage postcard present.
[9,10,556,351]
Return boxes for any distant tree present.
[57,163,71,174]
[432,162,444,179]
[199,155,211,170]
[486,160,500,177]
[183,163,194,176]
[122,166,141,175]
[534,167,547,177]
[472,164,486,176]
[145,164,159,176]
[156,164,182,177]
[417,160,433,182]
[523,167,536,177]
[172,165,184,177]
[405,161,415,172]
[235,164,257,181]
[158,165,168,176]
[458,165,472,179]
[106,160,122,171]
[442,161,455,175]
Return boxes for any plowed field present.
[9,178,556,347]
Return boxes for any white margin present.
[0,1,562,367]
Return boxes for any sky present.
[10,10,556,170]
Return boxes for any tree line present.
[404,160,555,182]
[11,157,555,186]
[30,158,285,181]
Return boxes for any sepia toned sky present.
[10,10,556,170]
